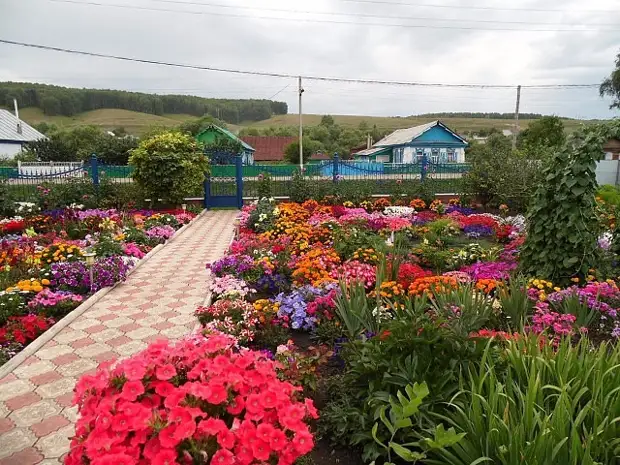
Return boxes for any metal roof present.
[374,120,466,147]
[0,109,47,143]
[354,147,390,157]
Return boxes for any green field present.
[15,107,600,137]
[17,108,197,136]
[242,113,597,134]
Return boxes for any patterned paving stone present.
[9,400,62,427]
[35,378,76,400]
[14,362,56,380]
[0,380,36,402]
[0,447,44,465]
[0,428,36,458]
[34,424,74,458]
[0,211,237,464]
[34,346,74,362]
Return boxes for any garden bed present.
[63,194,620,465]
[0,203,197,365]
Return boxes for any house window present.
[431,148,439,163]
[416,149,424,162]
[447,149,456,162]
[393,147,404,164]
[376,155,390,163]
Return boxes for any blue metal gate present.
[204,153,244,209]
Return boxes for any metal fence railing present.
[0,155,470,204]
[212,157,470,199]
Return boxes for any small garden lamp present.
[181,203,187,212]
[83,251,96,293]
[233,217,241,239]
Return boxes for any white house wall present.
[403,146,415,164]
[0,142,23,158]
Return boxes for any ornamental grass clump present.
[65,333,318,465]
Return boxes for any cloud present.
[0,0,619,119]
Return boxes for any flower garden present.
[14,120,620,465]
[0,203,195,365]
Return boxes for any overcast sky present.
[1,0,620,119]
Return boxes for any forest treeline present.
[0,82,288,123]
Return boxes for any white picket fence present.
[17,161,85,177]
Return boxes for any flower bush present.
[66,333,318,465]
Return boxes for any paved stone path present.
[0,210,237,465]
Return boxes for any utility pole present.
[512,85,521,149]
[298,76,304,172]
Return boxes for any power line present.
[340,0,618,14]
[268,84,291,100]
[43,0,619,32]
[137,0,620,28]
[0,38,602,89]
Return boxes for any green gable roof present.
[196,124,255,152]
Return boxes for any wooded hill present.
[0,82,288,123]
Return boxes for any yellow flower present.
[571,277,580,283]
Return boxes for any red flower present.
[226,395,245,415]
[158,425,179,449]
[269,427,288,451]
[152,449,179,465]
[120,381,145,402]
[292,430,314,455]
[252,439,272,461]
[67,334,316,465]
[217,429,236,449]
[235,444,254,465]
[211,449,235,465]
[304,399,318,419]
[156,364,177,381]
[91,453,135,465]
[205,382,228,404]
[260,390,278,409]
[197,418,227,436]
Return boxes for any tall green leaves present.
[521,120,620,284]
[430,337,620,465]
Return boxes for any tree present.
[600,50,620,109]
[284,138,317,164]
[517,116,566,157]
[320,115,335,127]
[129,131,209,205]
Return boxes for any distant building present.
[239,136,297,163]
[196,124,255,164]
[354,121,467,164]
[603,138,620,160]
[0,109,47,158]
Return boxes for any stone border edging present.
[191,213,238,334]
[0,210,208,379]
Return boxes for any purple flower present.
[50,256,132,294]
[460,261,517,280]
[145,225,175,241]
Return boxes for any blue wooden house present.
[355,121,467,164]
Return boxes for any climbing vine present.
[520,120,620,284]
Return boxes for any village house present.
[354,121,467,164]
[196,124,255,164]
[0,109,46,158]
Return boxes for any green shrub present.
[520,121,620,283]
[129,131,209,205]
[0,293,27,326]
[289,170,312,203]
[256,172,273,199]
[322,308,488,462]
[431,337,620,465]
[37,178,98,210]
